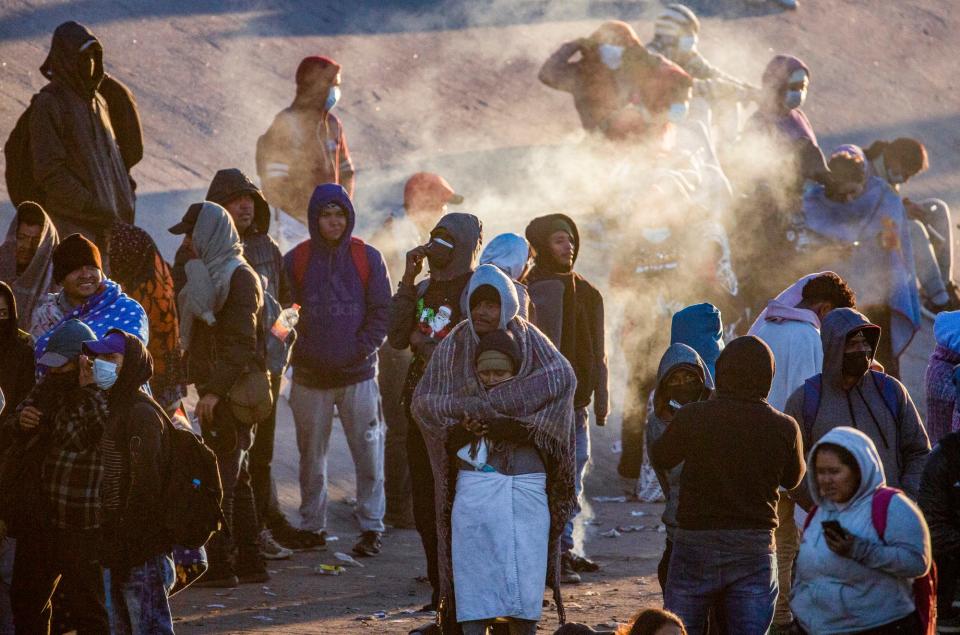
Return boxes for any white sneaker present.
[259,529,293,560]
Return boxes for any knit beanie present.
[475,330,521,373]
[52,233,102,283]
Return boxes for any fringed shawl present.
[412,317,576,631]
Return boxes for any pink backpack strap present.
[871,486,899,541]
[801,505,818,534]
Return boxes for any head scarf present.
[0,202,59,330]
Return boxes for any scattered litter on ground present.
[334,552,365,567]
[251,615,274,622]
[600,528,621,538]
[630,510,647,517]
[657,525,667,533]
[610,441,623,454]
[615,525,646,533]
[314,564,346,576]
[592,496,627,503]
[206,604,226,609]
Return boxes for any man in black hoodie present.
[525,213,608,582]
[919,430,960,630]
[0,281,36,419]
[388,212,482,611]
[81,329,174,633]
[651,336,805,635]
[27,21,137,251]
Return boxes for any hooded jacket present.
[284,184,391,389]
[256,57,353,218]
[388,212,482,360]
[99,330,172,574]
[670,303,723,382]
[526,214,608,423]
[0,282,36,419]
[747,55,817,147]
[29,21,135,232]
[791,427,931,634]
[784,308,929,497]
[645,343,713,533]
[926,311,960,446]
[650,336,805,531]
[205,168,291,306]
[0,203,60,330]
[919,431,960,561]
[480,232,531,320]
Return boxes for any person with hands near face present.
[791,427,931,635]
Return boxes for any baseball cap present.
[403,173,464,212]
[38,319,97,368]
[82,330,127,357]
[168,202,205,235]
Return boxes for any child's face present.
[478,368,514,387]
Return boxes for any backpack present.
[802,486,937,634]
[289,237,370,291]
[4,96,43,206]
[160,420,228,550]
[801,370,901,438]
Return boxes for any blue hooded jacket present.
[284,184,392,388]
[670,302,724,382]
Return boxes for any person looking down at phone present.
[791,426,931,635]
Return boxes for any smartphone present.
[821,520,847,538]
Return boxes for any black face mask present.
[842,351,871,378]
[0,318,13,337]
[43,369,79,393]
[669,383,703,407]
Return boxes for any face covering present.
[598,44,624,70]
[783,69,808,110]
[325,86,341,111]
[44,370,79,392]
[92,358,119,390]
[670,383,703,406]
[841,351,871,378]
[668,102,689,124]
[678,35,697,52]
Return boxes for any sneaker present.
[193,568,239,588]
[259,529,293,560]
[560,553,581,584]
[268,516,327,551]
[567,552,600,573]
[352,531,383,557]
[236,556,270,584]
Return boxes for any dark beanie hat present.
[53,233,102,283]
[469,284,501,310]
[476,329,522,373]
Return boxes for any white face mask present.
[598,44,624,70]
[678,35,697,53]
[325,86,341,111]
[93,358,119,390]
[668,101,689,123]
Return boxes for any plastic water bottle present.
[271,303,301,340]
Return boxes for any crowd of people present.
[0,4,958,634]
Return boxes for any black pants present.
[381,345,413,522]
[249,373,282,527]
[936,552,960,619]
[405,392,439,607]
[11,529,108,634]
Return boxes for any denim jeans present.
[665,534,777,635]
[561,407,590,553]
[107,554,176,635]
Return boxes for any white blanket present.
[452,470,549,623]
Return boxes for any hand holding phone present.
[821,520,847,538]
[822,519,854,557]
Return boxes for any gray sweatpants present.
[290,377,386,533]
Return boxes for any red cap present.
[403,173,464,212]
[295,56,340,86]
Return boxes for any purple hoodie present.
[284,184,392,388]
[750,55,818,146]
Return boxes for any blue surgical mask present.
[325,86,341,111]
[598,44,624,70]
[668,102,689,123]
[678,35,697,53]
[93,358,119,390]
[783,89,804,110]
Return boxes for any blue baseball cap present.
[38,319,96,368]
[82,330,127,356]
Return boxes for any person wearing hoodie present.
[525,213,608,583]
[650,336,805,635]
[284,184,392,558]
[81,330,174,634]
[926,311,960,446]
[257,56,354,219]
[388,211,482,611]
[919,430,960,631]
[0,282,36,419]
[799,144,921,378]
[480,232,534,321]
[27,22,137,250]
[178,202,267,588]
[0,201,60,331]
[412,264,576,634]
[644,342,713,591]
[202,167,309,556]
[791,427,931,634]
[785,308,930,504]
[747,271,855,631]
[371,171,464,530]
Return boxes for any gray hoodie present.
[785,308,929,497]
[791,426,931,634]
[645,343,713,535]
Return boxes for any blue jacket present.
[670,302,723,382]
[284,184,392,389]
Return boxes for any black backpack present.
[160,422,227,549]
[4,96,43,207]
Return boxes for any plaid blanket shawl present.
[412,317,576,629]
